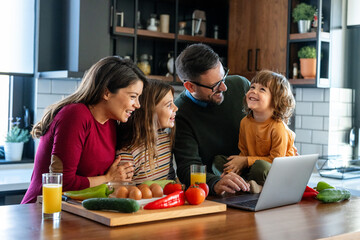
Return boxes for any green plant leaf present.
[292,3,316,23]
[298,46,316,59]
[5,119,31,143]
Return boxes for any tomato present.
[163,183,184,195]
[185,185,206,205]
[196,183,209,197]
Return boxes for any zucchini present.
[316,188,351,203]
[82,198,140,213]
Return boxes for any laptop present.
[212,154,319,211]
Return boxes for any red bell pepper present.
[302,191,318,199]
[144,190,185,210]
[302,186,319,199]
[305,186,319,194]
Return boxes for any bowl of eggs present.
[107,181,164,201]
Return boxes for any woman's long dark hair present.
[32,56,146,138]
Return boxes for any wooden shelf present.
[114,27,227,45]
[289,32,330,41]
[137,29,175,40]
[289,78,316,85]
[114,26,134,35]
[178,35,227,45]
[290,32,316,40]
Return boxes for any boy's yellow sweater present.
[238,116,297,166]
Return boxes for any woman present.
[117,79,178,184]
[21,56,147,203]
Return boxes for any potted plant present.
[298,46,316,79]
[4,117,31,161]
[292,3,316,33]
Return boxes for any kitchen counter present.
[0,163,33,192]
[1,197,360,239]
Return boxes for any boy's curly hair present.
[243,70,295,124]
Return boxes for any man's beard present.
[209,91,224,105]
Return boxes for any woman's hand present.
[106,155,134,182]
[223,155,248,174]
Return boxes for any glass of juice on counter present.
[190,165,206,185]
[42,173,63,220]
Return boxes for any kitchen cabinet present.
[286,0,343,88]
[228,0,288,80]
[37,0,111,75]
[111,0,229,83]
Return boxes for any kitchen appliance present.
[316,155,360,179]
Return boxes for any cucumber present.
[316,188,351,203]
[82,198,140,213]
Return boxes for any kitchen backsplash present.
[34,78,82,150]
[294,88,354,156]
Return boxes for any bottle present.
[137,11,142,29]
[214,25,219,39]
[293,63,298,79]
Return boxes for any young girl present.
[222,70,297,186]
[117,79,178,184]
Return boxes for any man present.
[174,43,250,195]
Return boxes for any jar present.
[178,21,186,35]
[147,15,157,31]
[137,54,152,75]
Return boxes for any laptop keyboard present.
[236,199,258,208]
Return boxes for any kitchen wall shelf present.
[111,0,229,83]
[114,27,227,45]
[289,78,316,85]
[289,32,330,41]
[286,0,342,88]
[177,35,227,45]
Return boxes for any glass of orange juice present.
[190,164,206,185]
[42,173,63,220]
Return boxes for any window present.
[0,0,35,74]
[0,75,10,146]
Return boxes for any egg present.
[137,184,149,190]
[129,187,142,200]
[127,185,138,192]
[150,183,163,197]
[140,186,153,199]
[115,186,129,198]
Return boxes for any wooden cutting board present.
[61,199,226,227]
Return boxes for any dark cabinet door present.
[228,0,288,78]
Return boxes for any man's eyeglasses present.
[185,68,229,92]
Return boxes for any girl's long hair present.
[243,70,295,124]
[118,79,175,168]
[31,56,147,138]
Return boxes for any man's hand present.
[223,155,248,174]
[213,172,250,195]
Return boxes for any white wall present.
[294,88,354,156]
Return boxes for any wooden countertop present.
[1,197,360,239]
